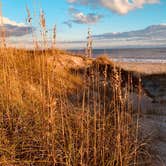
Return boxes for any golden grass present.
[0,48,151,165]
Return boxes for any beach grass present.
[0,47,151,165]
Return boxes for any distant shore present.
[69,47,166,64]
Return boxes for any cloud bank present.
[58,24,166,49]
[0,17,33,37]
[67,0,160,14]
[93,24,166,39]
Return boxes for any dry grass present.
[0,48,151,165]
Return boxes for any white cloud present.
[0,16,26,27]
[63,7,103,26]
[67,0,160,14]
[0,16,34,37]
[72,12,103,24]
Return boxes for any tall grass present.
[0,7,150,166]
[0,48,150,165]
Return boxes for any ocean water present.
[70,48,166,63]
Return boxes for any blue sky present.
[0,0,166,48]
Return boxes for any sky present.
[0,0,166,48]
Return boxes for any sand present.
[117,62,166,74]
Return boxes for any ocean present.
[69,48,166,63]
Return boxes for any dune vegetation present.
[0,47,151,166]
